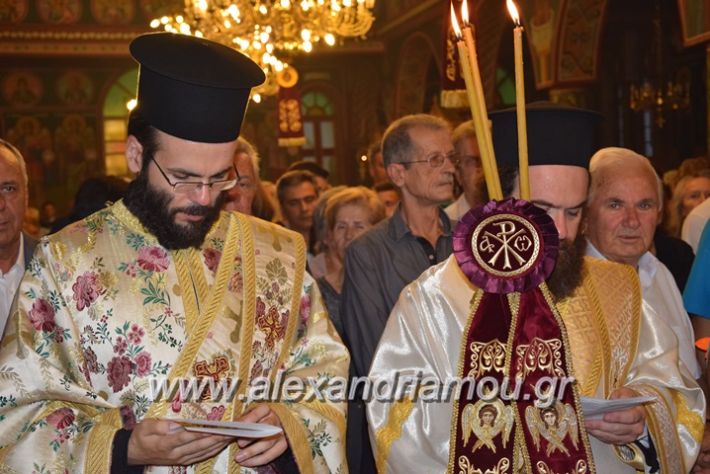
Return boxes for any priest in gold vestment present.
[367,105,704,474]
[0,33,349,473]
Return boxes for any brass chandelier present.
[151,0,375,99]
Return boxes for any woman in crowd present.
[666,169,710,238]
[316,186,385,337]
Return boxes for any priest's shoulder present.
[42,206,114,249]
[582,255,640,293]
[235,212,306,252]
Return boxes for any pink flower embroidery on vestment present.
[47,408,75,430]
[114,337,127,355]
[107,355,132,392]
[72,271,105,311]
[202,248,222,273]
[137,246,169,272]
[127,324,144,344]
[84,347,99,373]
[28,298,56,333]
[135,351,152,377]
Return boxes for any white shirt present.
[444,194,470,223]
[0,234,24,337]
[681,196,710,252]
[586,241,701,379]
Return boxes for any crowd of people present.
[0,32,710,473]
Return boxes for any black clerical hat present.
[130,33,265,143]
[489,102,602,168]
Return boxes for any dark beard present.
[123,172,224,250]
[547,233,586,301]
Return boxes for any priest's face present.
[124,129,238,249]
[512,165,589,299]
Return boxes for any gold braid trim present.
[189,249,209,303]
[174,250,199,335]
[446,287,484,472]
[268,402,316,474]
[84,407,123,473]
[584,258,640,393]
[375,397,415,474]
[228,214,257,473]
[540,283,597,474]
[671,389,704,444]
[145,214,239,420]
[573,267,609,396]
[274,227,306,372]
[193,215,244,474]
[632,384,684,474]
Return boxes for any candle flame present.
[506,0,520,26]
[461,0,469,25]
[450,3,462,38]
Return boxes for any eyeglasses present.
[397,152,459,168]
[151,159,240,195]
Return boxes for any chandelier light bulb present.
[324,33,335,45]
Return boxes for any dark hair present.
[498,165,519,198]
[51,176,129,232]
[275,170,318,206]
[127,108,160,172]
[287,160,329,179]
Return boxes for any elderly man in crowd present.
[585,147,701,382]
[342,113,455,472]
[0,139,36,335]
[367,104,703,474]
[444,120,486,222]
[342,113,455,379]
[223,137,275,221]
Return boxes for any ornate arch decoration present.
[395,32,439,117]
[556,0,609,85]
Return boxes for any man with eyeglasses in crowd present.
[341,113,455,472]
[0,33,348,473]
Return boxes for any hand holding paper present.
[584,387,651,445]
[168,417,283,438]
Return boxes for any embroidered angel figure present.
[461,399,514,453]
[525,401,580,456]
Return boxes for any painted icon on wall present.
[2,71,43,107]
[37,0,81,24]
[91,0,134,25]
[0,0,28,23]
[57,70,94,106]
